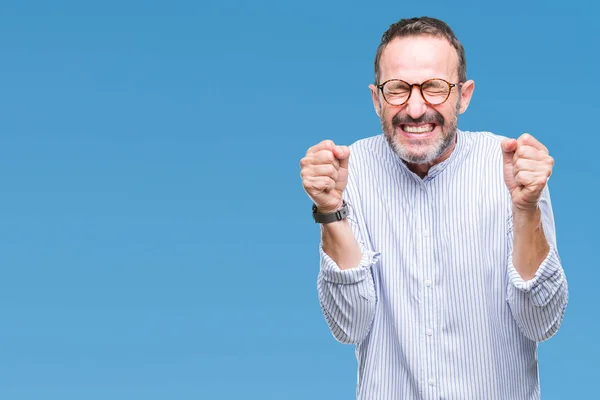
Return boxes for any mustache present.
[392,110,444,126]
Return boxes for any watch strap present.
[312,201,349,224]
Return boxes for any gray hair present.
[374,17,467,84]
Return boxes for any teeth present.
[403,124,434,133]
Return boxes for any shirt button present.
[424,279,432,287]
[423,228,429,237]
[428,378,436,386]
[426,328,433,336]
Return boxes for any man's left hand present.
[501,133,554,212]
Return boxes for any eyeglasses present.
[377,78,461,106]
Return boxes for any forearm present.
[321,218,363,270]
[318,211,379,344]
[507,191,568,342]
[511,206,550,280]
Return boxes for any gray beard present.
[383,118,457,164]
[381,101,460,165]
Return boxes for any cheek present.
[436,104,457,124]
[381,105,396,125]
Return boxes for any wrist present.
[316,202,344,214]
[512,203,540,217]
[512,204,543,231]
[313,201,348,224]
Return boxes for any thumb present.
[333,146,350,169]
[501,138,517,165]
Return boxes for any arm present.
[506,185,568,342]
[510,206,549,281]
[321,215,362,270]
[300,140,379,345]
[501,134,568,342]
[317,196,379,345]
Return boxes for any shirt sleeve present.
[316,166,380,345]
[319,243,379,285]
[506,185,569,342]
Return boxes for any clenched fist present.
[501,133,554,211]
[300,140,350,214]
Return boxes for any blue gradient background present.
[0,1,597,399]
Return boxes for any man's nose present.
[405,86,427,120]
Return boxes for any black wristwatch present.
[312,201,349,224]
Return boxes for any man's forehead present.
[379,35,458,82]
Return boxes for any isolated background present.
[1,0,597,399]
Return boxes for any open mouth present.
[399,123,436,134]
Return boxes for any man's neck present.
[406,135,457,179]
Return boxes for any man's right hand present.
[300,140,350,214]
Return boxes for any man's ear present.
[458,79,475,114]
[369,84,382,117]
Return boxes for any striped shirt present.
[317,130,568,400]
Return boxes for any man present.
[299,16,568,400]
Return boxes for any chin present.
[392,142,439,164]
[382,121,457,165]
[388,136,440,164]
[402,150,439,165]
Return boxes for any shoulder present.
[348,134,388,157]
[460,130,509,161]
[462,130,507,147]
[346,134,394,169]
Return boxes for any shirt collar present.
[386,129,471,183]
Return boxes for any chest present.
[362,170,510,289]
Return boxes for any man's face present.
[370,36,474,165]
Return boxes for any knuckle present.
[534,174,544,183]
[305,165,319,178]
[331,169,339,181]
[310,179,324,191]
[321,139,335,150]
[330,156,340,169]
[319,149,335,163]
[302,178,311,189]
[515,171,528,183]
[514,159,524,170]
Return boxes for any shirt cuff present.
[319,245,380,284]
[508,245,564,307]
